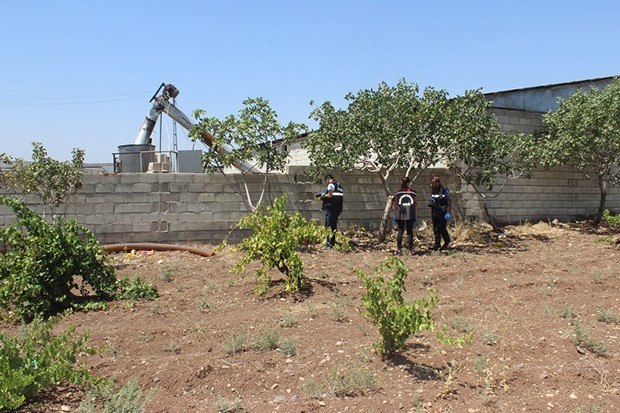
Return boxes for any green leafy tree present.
[305,80,447,240]
[191,97,308,212]
[541,77,620,225]
[233,194,332,294]
[0,142,84,217]
[0,196,117,320]
[439,90,537,229]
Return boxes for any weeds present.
[304,360,380,398]
[159,265,173,282]
[213,394,245,412]
[197,291,216,312]
[78,380,154,413]
[596,306,619,324]
[137,334,154,343]
[252,327,280,352]
[223,326,296,356]
[449,315,477,334]
[115,276,159,301]
[573,321,607,356]
[223,332,249,356]
[570,402,603,413]
[306,304,318,319]
[165,341,181,355]
[471,354,509,398]
[330,300,347,322]
[557,304,578,320]
[479,325,501,346]
[280,310,298,328]
[278,337,298,357]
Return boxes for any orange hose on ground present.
[103,243,214,257]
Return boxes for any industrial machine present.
[115,83,256,173]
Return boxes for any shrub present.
[0,196,117,320]
[233,194,330,294]
[358,256,438,357]
[78,379,153,413]
[0,316,102,410]
[114,275,159,301]
[602,209,620,227]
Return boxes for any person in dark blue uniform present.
[429,176,452,251]
[320,174,344,249]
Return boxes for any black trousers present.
[432,214,450,247]
[325,209,341,247]
[396,219,414,251]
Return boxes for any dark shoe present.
[440,243,450,251]
[393,250,402,256]
[431,245,440,251]
[323,244,333,250]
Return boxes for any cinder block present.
[95,184,115,193]
[173,174,196,183]
[114,204,133,213]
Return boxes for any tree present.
[191,97,308,212]
[0,142,84,217]
[305,79,448,240]
[439,90,537,230]
[541,77,620,226]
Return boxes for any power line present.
[0,91,152,107]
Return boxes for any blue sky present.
[1,0,619,163]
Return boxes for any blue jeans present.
[325,210,341,247]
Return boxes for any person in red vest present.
[392,176,418,256]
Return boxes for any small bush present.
[602,209,620,227]
[115,276,159,301]
[78,379,153,413]
[358,256,438,357]
[234,194,331,294]
[0,196,117,320]
[0,316,102,410]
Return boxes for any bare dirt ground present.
[6,221,620,412]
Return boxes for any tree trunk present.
[594,178,607,226]
[378,195,394,242]
[482,199,504,233]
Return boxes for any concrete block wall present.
[491,108,544,133]
[1,166,618,245]
[459,165,620,222]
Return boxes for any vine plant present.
[357,256,439,357]
[233,194,335,294]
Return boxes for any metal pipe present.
[133,83,258,173]
[133,106,161,145]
